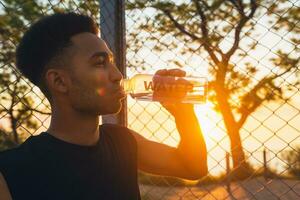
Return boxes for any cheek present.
[73,68,110,98]
[96,87,106,97]
[95,72,108,85]
[92,71,110,96]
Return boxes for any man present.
[0,12,207,200]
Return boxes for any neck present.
[47,104,100,146]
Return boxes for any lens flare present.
[97,88,106,96]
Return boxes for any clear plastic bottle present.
[121,74,207,104]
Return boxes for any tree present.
[0,127,16,151]
[281,147,300,178]
[0,0,100,150]
[126,0,299,178]
[0,65,50,145]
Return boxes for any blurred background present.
[0,0,299,199]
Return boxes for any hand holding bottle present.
[153,69,195,117]
[152,69,192,102]
[121,69,207,104]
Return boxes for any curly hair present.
[16,12,99,101]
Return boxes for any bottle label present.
[143,76,197,102]
[127,74,207,104]
[143,81,193,92]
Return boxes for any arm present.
[131,130,200,180]
[0,172,12,200]
[173,104,208,178]
[131,105,207,181]
[132,69,208,180]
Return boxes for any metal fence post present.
[263,148,269,180]
[226,152,231,194]
[99,0,127,126]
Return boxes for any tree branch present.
[237,99,261,129]
[26,108,51,115]
[193,0,208,37]
[19,98,51,115]
[236,0,245,13]
[237,61,297,128]
[198,0,209,10]
[192,0,221,65]
[161,9,201,41]
[228,0,245,15]
[0,105,51,116]
[225,0,257,61]
[210,0,226,12]
[0,128,18,146]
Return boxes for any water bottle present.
[121,74,207,104]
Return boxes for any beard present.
[68,79,123,116]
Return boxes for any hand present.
[153,69,195,117]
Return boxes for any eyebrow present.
[89,51,113,60]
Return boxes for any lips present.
[115,89,126,99]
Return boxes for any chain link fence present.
[0,0,300,199]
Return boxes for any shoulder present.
[0,136,36,172]
[0,146,23,167]
[0,144,30,193]
[100,123,137,149]
[100,123,134,139]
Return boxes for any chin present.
[100,101,123,115]
[112,103,123,114]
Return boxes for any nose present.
[109,63,123,83]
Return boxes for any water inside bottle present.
[123,74,207,104]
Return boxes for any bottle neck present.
[121,79,132,93]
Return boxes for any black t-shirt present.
[0,124,141,200]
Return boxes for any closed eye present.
[89,51,115,68]
[94,64,105,68]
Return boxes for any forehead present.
[70,32,112,56]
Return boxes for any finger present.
[154,69,168,76]
[153,70,175,83]
[176,78,194,92]
[166,68,186,77]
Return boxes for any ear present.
[45,69,70,94]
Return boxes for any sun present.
[194,102,221,138]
